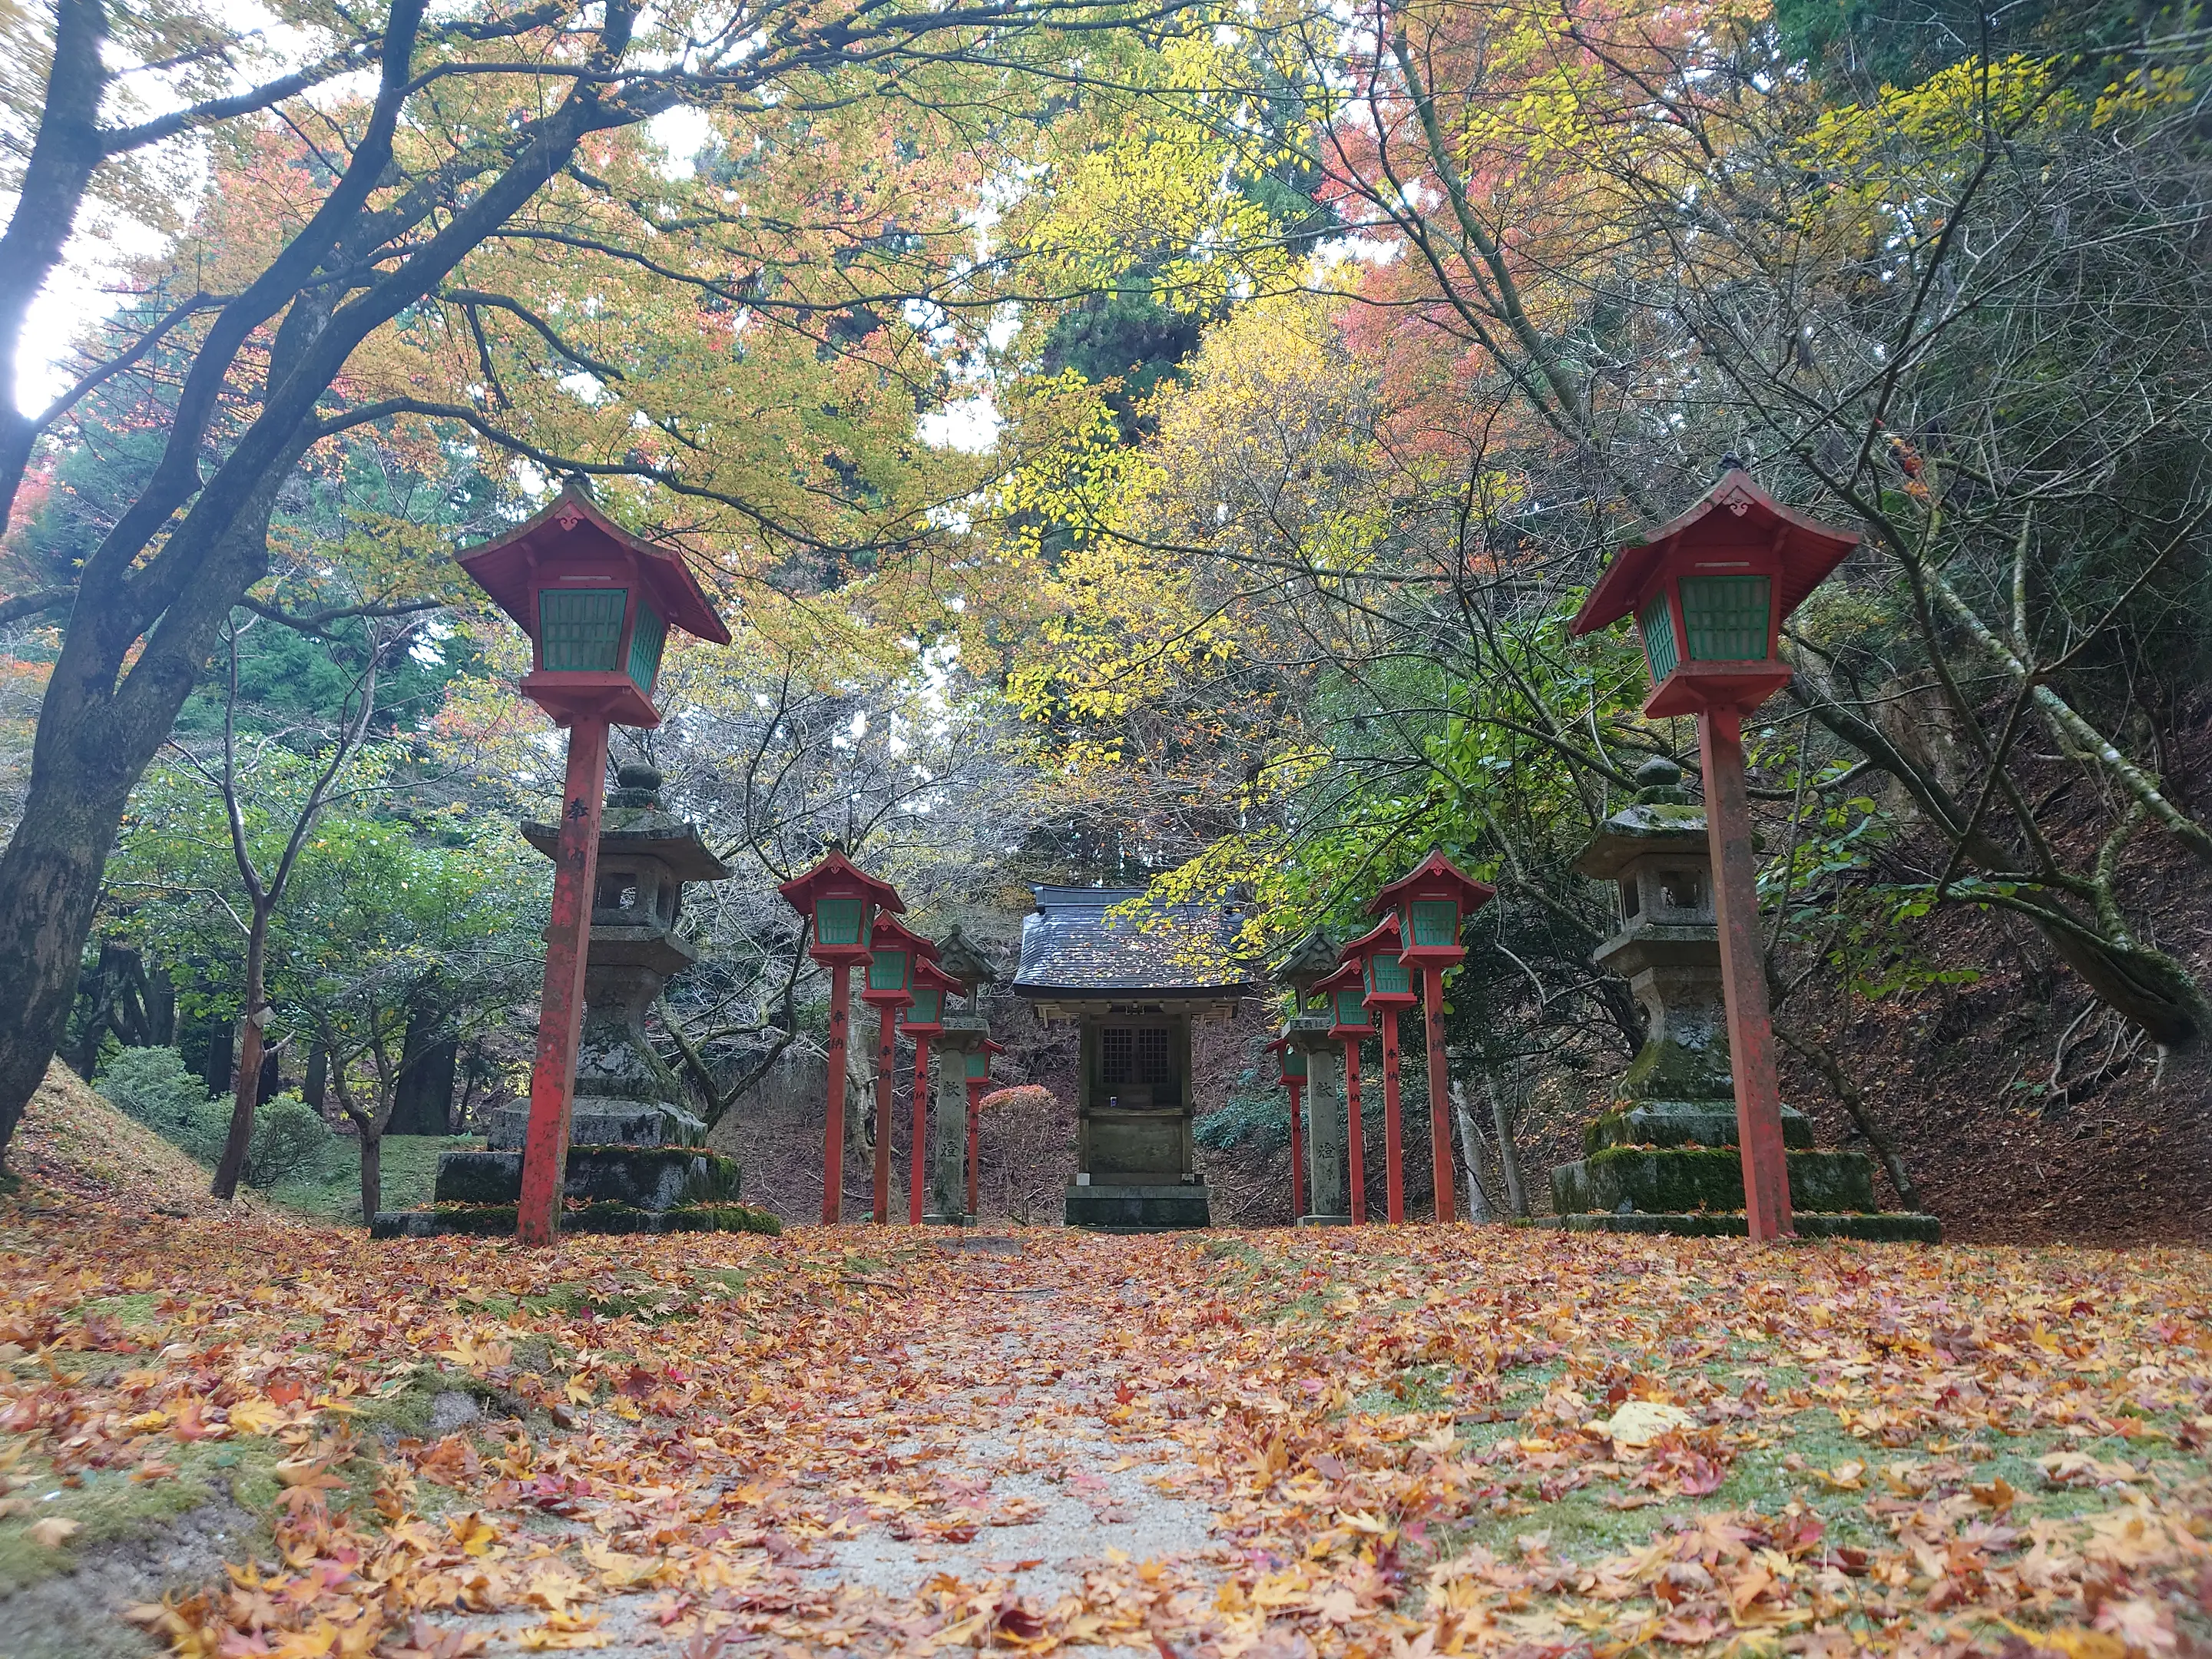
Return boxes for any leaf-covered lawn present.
[0,1203,2206,1658]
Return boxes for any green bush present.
[242,1092,335,1190]
[97,1049,336,1189]
[96,1047,223,1161]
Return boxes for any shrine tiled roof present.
[1012,887,1258,997]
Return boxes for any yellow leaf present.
[28,1516,80,1548]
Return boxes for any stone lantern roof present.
[522,765,730,882]
[1573,758,1706,879]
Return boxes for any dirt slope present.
[4,1060,242,1218]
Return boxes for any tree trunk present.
[359,1128,382,1224]
[210,922,269,1199]
[1450,1080,1496,1223]
[196,1016,235,1096]
[304,1042,329,1114]
[1487,1073,1529,1217]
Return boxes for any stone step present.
[1542,1210,1942,1242]
[1552,1144,1879,1216]
[1065,1181,1211,1231]
[432,1146,740,1210]
[1584,1103,1815,1154]
[483,1101,707,1151]
[371,1200,780,1239]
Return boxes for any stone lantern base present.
[1545,1102,1939,1241]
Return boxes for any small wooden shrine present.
[1012,886,1257,1230]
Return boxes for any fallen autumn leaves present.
[0,1196,2207,1659]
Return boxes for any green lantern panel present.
[1637,593,1678,683]
[1282,1048,1308,1080]
[814,897,868,947]
[1366,953,1410,997]
[626,599,667,693]
[1680,575,1772,661]
[1406,899,1459,948]
[964,1051,990,1080]
[909,987,942,1023]
[1333,988,1371,1028]
[867,949,909,993]
[539,588,629,671]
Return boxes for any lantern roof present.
[1270,929,1339,993]
[933,922,1000,991]
[871,911,937,958]
[522,764,730,882]
[912,955,962,995]
[983,1038,1005,1057]
[1313,956,1363,996]
[776,847,904,919]
[1575,758,1710,879]
[1341,913,1401,963]
[455,484,732,647]
[1569,465,1858,639]
[1369,849,1494,916]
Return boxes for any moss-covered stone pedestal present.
[1546,760,1938,1243]
[373,767,777,1240]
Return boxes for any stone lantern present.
[1547,758,1939,1239]
[1273,930,1348,1226]
[1263,1035,1307,1220]
[930,924,998,1226]
[377,765,757,1237]
[778,849,904,1225]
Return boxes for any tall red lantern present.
[455,486,732,1247]
[1346,916,1417,1224]
[779,850,905,1226]
[1370,851,1495,1224]
[904,955,959,1225]
[1569,462,1857,1242]
[862,912,929,1224]
[1313,956,1374,1224]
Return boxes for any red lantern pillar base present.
[909,1034,932,1226]
[1700,707,1794,1243]
[872,1007,898,1224]
[1342,1040,1367,1225]
[517,714,611,1247]
[1379,1010,1405,1224]
[1422,967,1454,1224]
[1286,1080,1306,1220]
[821,963,853,1227]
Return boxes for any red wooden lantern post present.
[454,487,731,1247]
[862,913,927,1224]
[1569,462,1857,1243]
[1314,959,1374,1224]
[779,851,904,1226]
[1266,1035,1308,1220]
[1343,916,1417,1223]
[1370,851,1495,1224]
[904,955,958,1225]
[965,1039,1002,1218]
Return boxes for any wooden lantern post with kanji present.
[1370,851,1494,1224]
[1313,955,1375,1224]
[453,486,732,1247]
[862,913,928,1224]
[1266,1035,1308,1220]
[1345,916,1417,1224]
[1568,462,1858,1243]
[904,955,959,1225]
[778,850,903,1227]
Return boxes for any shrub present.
[97,1047,223,1161]
[240,1092,336,1190]
[97,1049,336,1187]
